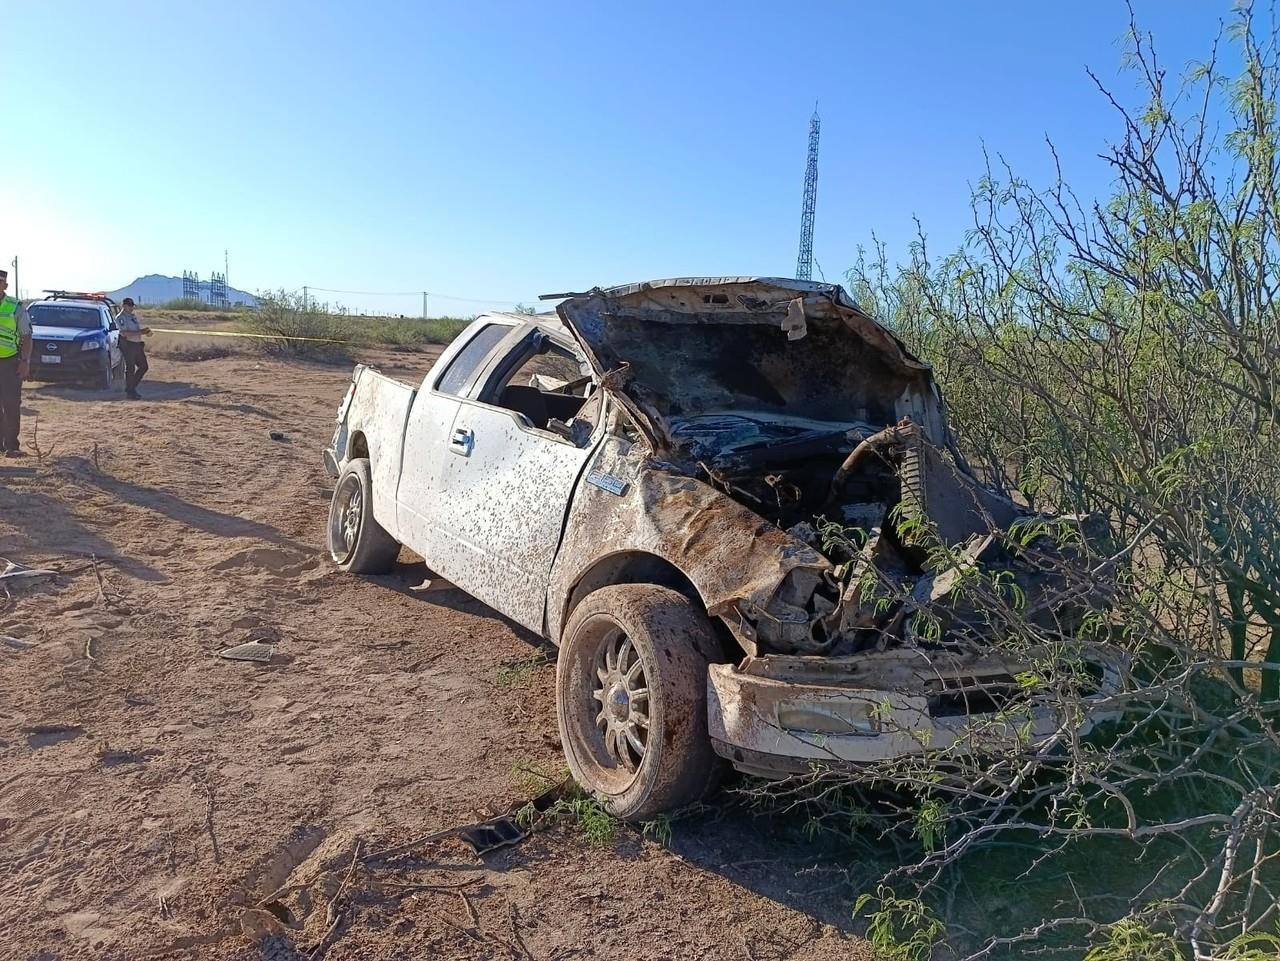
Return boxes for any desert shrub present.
[243,290,350,361]
[762,7,1280,959]
[333,315,471,348]
[158,297,210,311]
[156,298,253,313]
[243,292,469,358]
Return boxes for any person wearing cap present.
[0,268,33,457]
[116,297,152,399]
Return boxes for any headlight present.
[776,700,883,736]
[80,339,103,352]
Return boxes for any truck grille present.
[926,662,1105,718]
[927,674,1024,717]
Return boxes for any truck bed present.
[342,364,419,535]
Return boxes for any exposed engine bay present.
[558,278,1107,662]
[670,410,1101,659]
[673,411,900,538]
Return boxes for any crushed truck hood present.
[554,278,946,454]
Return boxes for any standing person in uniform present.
[0,267,32,458]
[116,297,151,399]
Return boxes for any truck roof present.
[476,310,569,337]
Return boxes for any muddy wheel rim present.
[589,629,650,776]
[330,474,362,562]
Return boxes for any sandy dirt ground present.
[0,339,873,961]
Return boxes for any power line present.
[430,293,527,305]
[306,286,421,296]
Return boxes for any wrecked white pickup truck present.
[324,278,1114,819]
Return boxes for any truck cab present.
[326,313,603,629]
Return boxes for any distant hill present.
[107,274,259,307]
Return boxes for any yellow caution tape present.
[147,327,354,345]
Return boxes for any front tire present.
[327,457,400,574]
[95,352,113,391]
[556,584,724,821]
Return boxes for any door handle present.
[449,427,474,456]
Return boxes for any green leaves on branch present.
[855,888,945,961]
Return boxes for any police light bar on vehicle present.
[41,290,118,306]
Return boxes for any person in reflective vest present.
[0,267,33,457]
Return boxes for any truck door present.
[104,307,120,369]
[396,322,515,554]
[424,327,603,633]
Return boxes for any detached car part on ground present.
[324,278,1117,819]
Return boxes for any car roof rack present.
[40,290,118,308]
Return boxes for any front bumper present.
[707,650,1121,778]
[32,346,107,380]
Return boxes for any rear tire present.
[556,584,725,821]
[327,457,400,574]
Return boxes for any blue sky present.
[2,1,1236,316]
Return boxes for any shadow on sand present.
[365,558,546,647]
[57,455,309,552]
[28,379,213,403]
[0,483,168,582]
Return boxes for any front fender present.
[547,435,831,652]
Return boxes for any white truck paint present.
[328,313,606,633]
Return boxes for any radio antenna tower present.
[795,105,820,281]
